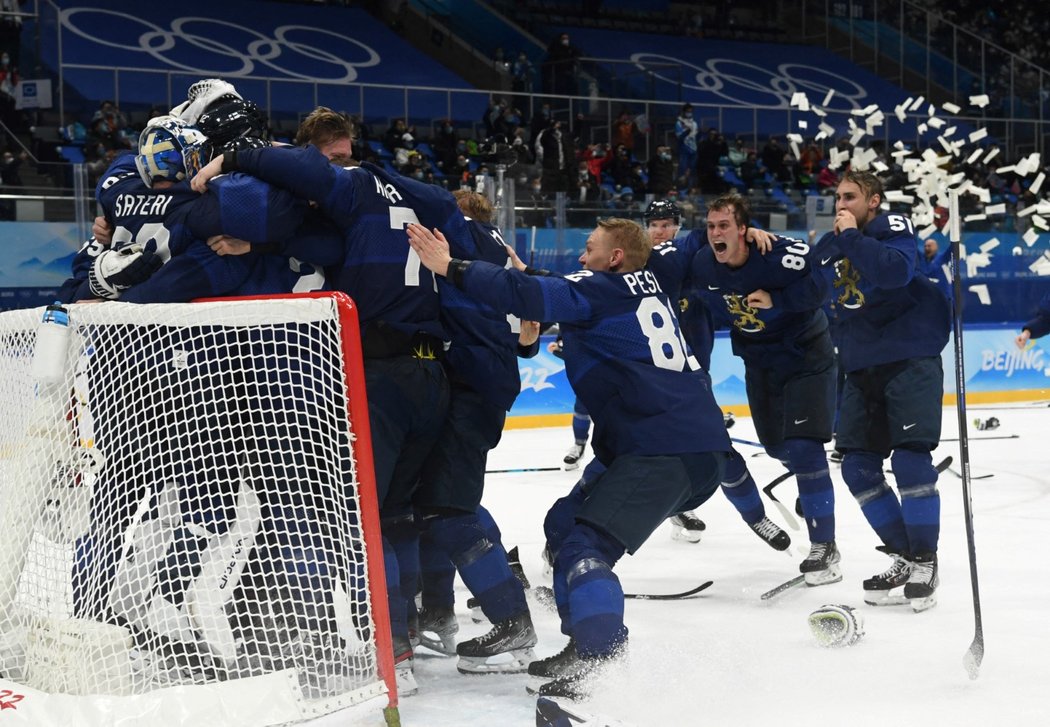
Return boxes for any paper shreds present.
[942,102,961,114]
[1023,228,1041,247]
[985,203,1007,215]
[968,284,991,304]
[964,213,988,222]
[979,238,1000,252]
[968,127,988,143]
[970,94,990,107]
[983,147,1000,164]
[822,89,835,107]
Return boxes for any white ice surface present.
[316,404,1050,727]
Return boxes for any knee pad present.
[555,524,623,576]
[543,482,587,556]
[841,451,888,501]
[721,447,748,487]
[891,447,938,499]
[781,438,828,475]
[425,512,487,563]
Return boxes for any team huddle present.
[57,78,957,708]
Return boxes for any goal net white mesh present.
[0,295,393,725]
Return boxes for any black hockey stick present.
[941,434,1018,442]
[948,193,984,680]
[485,466,562,474]
[625,580,713,600]
[761,472,801,531]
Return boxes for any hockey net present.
[0,293,396,726]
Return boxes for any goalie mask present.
[135,116,208,187]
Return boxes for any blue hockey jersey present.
[230,146,472,341]
[1024,291,1050,340]
[440,218,522,411]
[814,212,951,372]
[455,261,731,463]
[691,235,830,368]
[644,231,715,369]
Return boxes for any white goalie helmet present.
[169,78,243,125]
[808,603,864,647]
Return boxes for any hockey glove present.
[88,245,163,300]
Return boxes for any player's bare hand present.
[207,234,251,256]
[505,244,528,272]
[1015,330,1032,350]
[406,223,452,277]
[519,320,540,347]
[191,155,224,193]
[834,210,858,234]
[91,216,114,246]
[746,227,775,254]
[746,289,773,309]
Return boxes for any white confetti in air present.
[985,203,1007,215]
[918,223,939,239]
[968,127,988,143]
[964,213,988,222]
[1023,228,1041,247]
[982,147,1000,164]
[790,92,810,111]
[970,94,990,107]
[942,102,961,114]
[979,238,1000,252]
[1032,172,1046,195]
[965,148,983,164]
[798,119,808,130]
[822,89,835,107]
[928,117,946,129]
[909,95,926,111]
[968,284,991,304]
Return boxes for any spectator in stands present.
[433,119,459,172]
[482,98,506,139]
[535,118,570,195]
[647,145,675,197]
[542,32,580,96]
[493,103,523,141]
[816,164,839,194]
[740,151,761,191]
[0,50,19,131]
[696,127,727,194]
[611,110,640,154]
[799,141,824,179]
[510,127,533,165]
[573,159,599,203]
[675,103,698,190]
[85,115,130,154]
[761,135,786,180]
[727,137,748,172]
[608,143,633,189]
[531,102,553,139]
[92,100,129,138]
[383,118,414,153]
[511,51,534,94]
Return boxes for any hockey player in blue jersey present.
[643,199,792,553]
[815,170,951,611]
[193,142,469,690]
[1015,291,1050,349]
[410,190,539,675]
[406,217,730,701]
[691,193,838,583]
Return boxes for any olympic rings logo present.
[630,53,870,110]
[60,9,381,82]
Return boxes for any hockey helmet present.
[198,97,270,148]
[644,198,682,225]
[135,115,208,187]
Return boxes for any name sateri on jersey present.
[112,193,175,218]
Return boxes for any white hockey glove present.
[88,245,163,300]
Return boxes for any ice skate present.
[528,637,588,680]
[800,541,842,586]
[527,644,625,701]
[669,511,706,543]
[904,552,938,612]
[862,546,912,606]
[508,545,531,590]
[563,442,585,470]
[456,611,537,674]
[393,635,418,697]
[749,516,791,551]
[416,605,458,656]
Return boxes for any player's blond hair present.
[841,169,884,202]
[597,217,651,271]
[295,106,354,149]
[453,190,493,223]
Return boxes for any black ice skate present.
[800,541,842,586]
[416,605,458,656]
[527,644,625,702]
[527,638,588,681]
[862,546,913,606]
[669,511,706,543]
[749,516,791,551]
[456,611,537,674]
[904,552,939,612]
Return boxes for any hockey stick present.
[624,580,713,600]
[941,434,1018,442]
[760,574,806,600]
[967,401,1048,410]
[948,467,993,481]
[485,466,562,474]
[949,192,984,680]
[730,436,763,449]
[761,472,801,531]
[533,580,713,608]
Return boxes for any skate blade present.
[804,563,843,586]
[457,647,536,675]
[863,588,909,607]
[563,462,580,471]
[396,667,419,697]
[417,631,458,656]
[909,593,937,612]
[670,527,703,543]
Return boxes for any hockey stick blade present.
[761,472,792,502]
[762,472,801,531]
[964,634,984,680]
[760,574,806,600]
[948,466,993,480]
[624,580,713,600]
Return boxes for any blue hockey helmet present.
[135,115,208,187]
[644,198,682,225]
